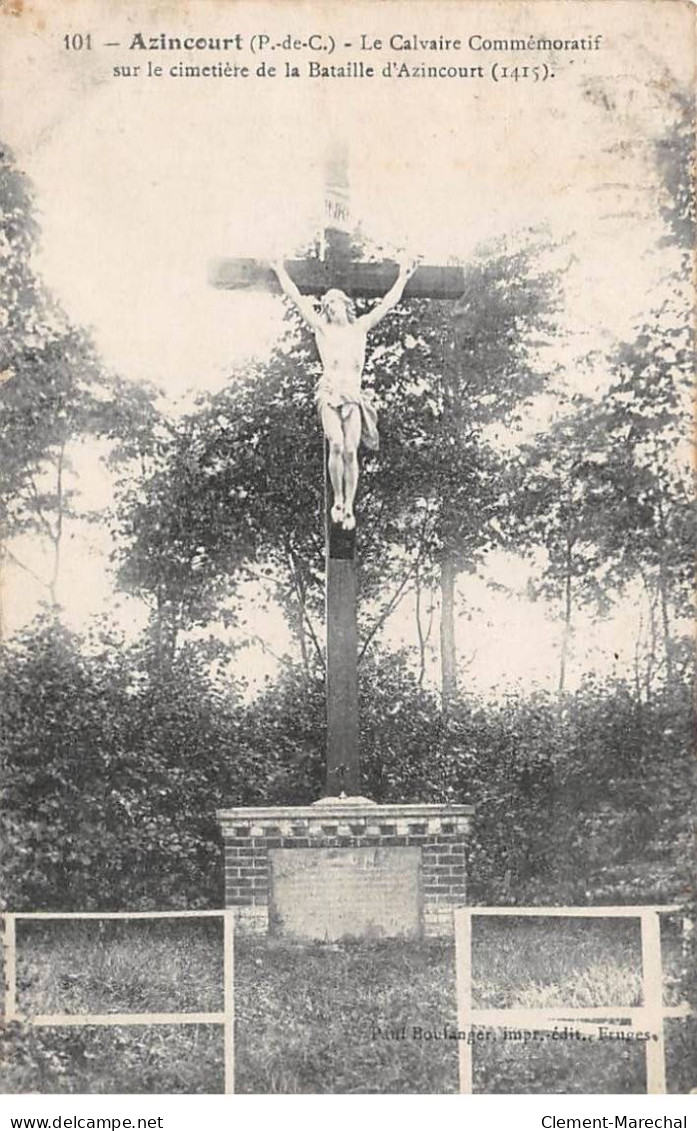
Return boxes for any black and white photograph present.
[0,0,694,1099]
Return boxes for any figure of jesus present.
[273,259,416,531]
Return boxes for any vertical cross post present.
[323,144,359,797]
[209,148,465,801]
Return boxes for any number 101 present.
[63,33,92,50]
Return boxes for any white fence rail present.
[2,909,235,1094]
[4,903,692,1096]
[455,905,691,1095]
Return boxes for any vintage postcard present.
[0,0,694,1098]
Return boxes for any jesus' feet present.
[342,510,355,531]
[331,502,344,525]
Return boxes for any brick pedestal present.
[217,798,473,939]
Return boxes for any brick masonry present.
[217,799,473,938]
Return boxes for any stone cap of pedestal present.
[217,800,473,837]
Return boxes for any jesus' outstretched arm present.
[358,260,417,332]
[272,260,323,331]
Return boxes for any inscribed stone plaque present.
[269,848,421,940]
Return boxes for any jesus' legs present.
[328,443,345,523]
[321,405,346,523]
[342,406,362,530]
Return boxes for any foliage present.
[653,85,696,251]
[1,621,692,917]
[357,651,693,910]
[0,620,275,910]
[0,142,43,368]
[467,679,693,909]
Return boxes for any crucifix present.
[210,146,464,798]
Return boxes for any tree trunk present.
[287,551,310,675]
[639,569,658,704]
[153,585,172,675]
[440,551,457,711]
[558,536,573,695]
[655,495,674,687]
[47,440,67,611]
[657,554,674,687]
[439,323,459,716]
[50,445,64,606]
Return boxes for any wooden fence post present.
[223,909,235,1095]
[455,909,473,1094]
[3,914,17,1022]
[641,910,667,1094]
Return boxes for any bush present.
[1,623,693,917]
[0,620,305,909]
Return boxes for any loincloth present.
[314,377,379,450]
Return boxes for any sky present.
[0,0,692,695]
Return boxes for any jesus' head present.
[321,288,355,325]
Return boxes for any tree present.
[111,346,322,676]
[0,142,130,612]
[0,327,113,606]
[599,302,695,689]
[511,79,695,696]
[512,397,621,692]
[357,238,559,707]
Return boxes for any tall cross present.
[210,147,464,797]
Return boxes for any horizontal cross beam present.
[209,257,465,300]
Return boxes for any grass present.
[1,917,693,1094]
[472,917,649,1009]
[234,936,458,1093]
[14,920,224,1015]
